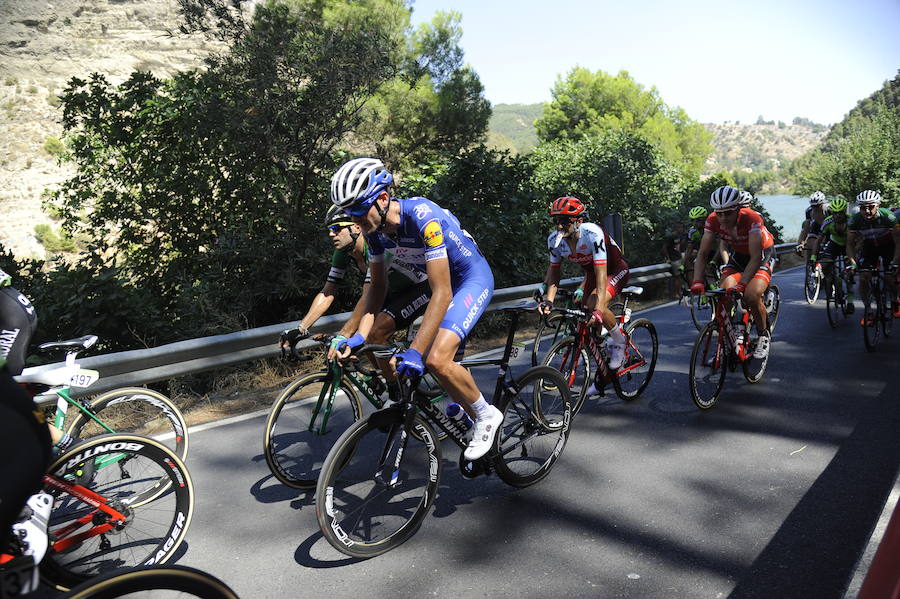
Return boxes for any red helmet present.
[549,196,586,217]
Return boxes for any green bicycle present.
[263,334,452,489]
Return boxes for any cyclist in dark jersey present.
[537,196,630,368]
[808,197,855,313]
[691,186,776,359]
[281,206,431,397]
[796,191,828,256]
[330,158,499,460]
[846,190,900,320]
[0,268,51,536]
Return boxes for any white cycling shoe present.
[463,406,503,461]
[753,334,771,360]
[607,341,626,370]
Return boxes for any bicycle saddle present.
[37,335,98,353]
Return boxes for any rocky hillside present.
[0,0,220,258]
[703,121,827,173]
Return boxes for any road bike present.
[15,335,189,464]
[540,287,658,414]
[64,565,239,598]
[689,288,772,409]
[314,302,572,558]
[0,434,194,593]
[531,286,634,367]
[263,335,453,489]
[820,256,854,328]
[858,264,895,352]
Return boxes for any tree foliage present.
[535,68,712,178]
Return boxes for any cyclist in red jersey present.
[537,196,631,368]
[691,186,776,359]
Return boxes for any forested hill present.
[487,102,828,174]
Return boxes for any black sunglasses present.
[554,215,577,225]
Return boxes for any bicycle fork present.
[374,403,417,488]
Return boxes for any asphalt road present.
[56,266,899,598]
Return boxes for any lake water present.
[757,194,806,241]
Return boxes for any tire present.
[689,292,714,332]
[264,371,363,489]
[765,284,781,333]
[881,284,894,338]
[804,262,820,303]
[863,297,880,352]
[689,321,727,409]
[492,366,572,488]
[530,313,566,367]
[67,387,188,463]
[40,434,194,591]
[613,318,658,401]
[315,410,440,558]
[541,336,590,414]
[825,279,845,329]
[65,565,239,599]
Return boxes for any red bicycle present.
[688,288,771,409]
[541,302,658,414]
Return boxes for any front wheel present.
[315,410,441,558]
[689,292,714,332]
[65,565,240,599]
[825,279,845,329]
[264,371,363,489]
[492,366,571,488]
[67,387,189,463]
[530,313,566,367]
[612,318,658,401]
[542,336,590,414]
[804,262,821,303]
[41,434,194,591]
[689,321,727,409]
[863,297,880,352]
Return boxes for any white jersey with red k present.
[547,222,621,270]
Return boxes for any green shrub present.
[42,136,66,158]
[34,224,76,252]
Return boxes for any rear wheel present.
[41,435,194,591]
[542,336,590,414]
[863,294,880,352]
[492,366,572,488]
[315,410,440,558]
[263,371,363,489]
[612,318,658,401]
[765,284,781,333]
[689,321,727,409]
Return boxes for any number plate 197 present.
[68,369,99,388]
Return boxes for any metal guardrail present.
[28,244,794,395]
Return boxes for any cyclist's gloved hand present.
[845,262,857,273]
[335,333,365,355]
[794,244,805,256]
[690,281,705,295]
[537,300,553,315]
[728,282,746,296]
[280,325,309,345]
[395,347,424,378]
[573,288,584,304]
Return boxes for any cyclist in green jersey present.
[281,206,431,395]
[846,190,900,320]
[808,197,855,313]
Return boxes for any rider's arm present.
[298,281,338,331]
[409,257,452,355]
[798,219,810,246]
[349,261,388,342]
[847,231,859,267]
[692,231,716,283]
[336,282,372,338]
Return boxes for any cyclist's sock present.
[609,324,626,344]
[471,395,490,419]
[54,432,76,454]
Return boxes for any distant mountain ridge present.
[487,102,828,175]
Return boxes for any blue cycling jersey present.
[365,198,493,341]
[366,198,482,277]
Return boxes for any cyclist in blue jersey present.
[796,191,828,256]
[329,158,500,460]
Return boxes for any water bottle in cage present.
[446,403,473,431]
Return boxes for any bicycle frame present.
[41,474,129,552]
[705,290,753,364]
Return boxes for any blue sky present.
[409,0,900,125]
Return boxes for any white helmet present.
[330,158,393,211]
[710,186,743,210]
[809,191,826,205]
[855,190,882,205]
[739,190,753,207]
